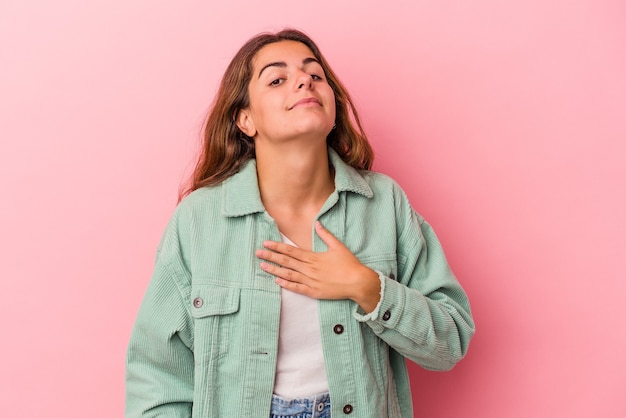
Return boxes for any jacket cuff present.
[352,272,405,334]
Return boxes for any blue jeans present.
[269,392,331,418]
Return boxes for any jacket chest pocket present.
[191,285,241,364]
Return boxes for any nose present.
[296,72,313,90]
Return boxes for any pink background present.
[1,0,625,416]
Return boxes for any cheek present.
[327,95,337,120]
[323,87,337,115]
[247,93,270,123]
[249,99,283,132]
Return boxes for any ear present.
[235,109,257,138]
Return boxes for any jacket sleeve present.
[353,185,475,371]
[125,213,194,417]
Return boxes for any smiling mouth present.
[289,98,321,109]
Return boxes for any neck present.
[255,140,335,213]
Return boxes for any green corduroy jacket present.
[126,149,475,417]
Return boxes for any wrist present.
[352,266,381,314]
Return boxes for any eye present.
[311,74,323,81]
[269,78,284,86]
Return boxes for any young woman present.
[126,28,475,418]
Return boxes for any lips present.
[289,97,321,109]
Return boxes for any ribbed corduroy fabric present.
[125,149,475,418]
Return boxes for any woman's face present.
[237,40,336,144]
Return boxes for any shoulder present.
[358,170,415,209]
[170,184,226,228]
[177,184,224,212]
[157,185,224,253]
[358,169,426,230]
[359,170,399,191]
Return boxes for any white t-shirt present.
[272,234,329,398]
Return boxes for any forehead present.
[252,40,317,72]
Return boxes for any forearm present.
[355,275,474,370]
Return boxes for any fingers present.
[262,260,326,299]
[256,245,311,272]
[259,261,305,284]
[260,222,341,257]
[256,241,320,282]
[256,248,293,270]
[275,277,317,298]
[259,258,317,297]
[260,240,309,261]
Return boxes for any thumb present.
[315,221,342,250]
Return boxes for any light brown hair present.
[180,28,374,200]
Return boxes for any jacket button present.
[193,297,203,308]
[333,324,344,334]
[382,310,391,321]
[343,404,353,414]
[389,273,395,280]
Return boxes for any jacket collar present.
[221,148,373,217]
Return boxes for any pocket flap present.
[360,254,398,281]
[190,285,240,318]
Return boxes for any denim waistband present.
[270,392,331,418]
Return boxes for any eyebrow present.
[257,57,321,79]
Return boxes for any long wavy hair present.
[180,28,374,200]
